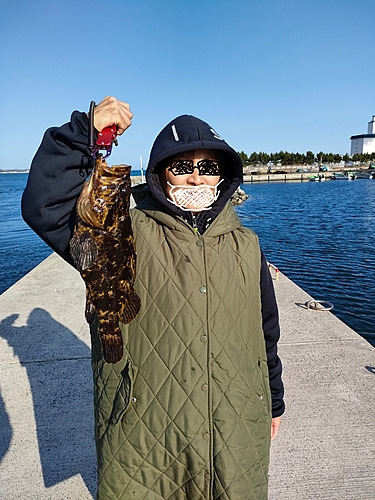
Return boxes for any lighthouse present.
[350,115,375,155]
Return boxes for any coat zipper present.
[192,214,201,235]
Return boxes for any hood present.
[145,114,243,233]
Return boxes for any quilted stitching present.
[91,203,271,499]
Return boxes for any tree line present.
[237,150,375,167]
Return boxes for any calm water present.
[1,174,374,346]
[235,180,375,346]
[0,174,52,293]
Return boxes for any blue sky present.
[1,0,374,170]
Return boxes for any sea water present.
[235,179,375,346]
[0,174,52,293]
[1,173,374,346]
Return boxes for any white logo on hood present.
[210,128,224,140]
[171,125,180,142]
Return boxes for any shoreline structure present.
[1,163,374,177]
[0,252,375,498]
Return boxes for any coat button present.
[202,433,210,441]
[200,335,208,343]
[196,239,203,246]
[204,473,210,480]
[201,383,208,391]
[199,286,207,293]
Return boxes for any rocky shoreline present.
[230,187,249,205]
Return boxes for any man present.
[22,96,284,499]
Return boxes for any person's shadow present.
[0,308,96,497]
[0,386,12,462]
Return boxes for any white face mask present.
[167,179,224,211]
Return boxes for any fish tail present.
[101,332,124,364]
[120,287,141,325]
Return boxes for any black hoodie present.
[145,114,244,235]
[22,111,244,257]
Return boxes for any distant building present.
[350,115,375,155]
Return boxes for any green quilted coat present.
[90,198,272,500]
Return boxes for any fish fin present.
[101,332,124,364]
[119,287,141,325]
[85,299,96,325]
[70,231,98,271]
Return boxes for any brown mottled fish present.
[70,154,141,364]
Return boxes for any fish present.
[70,154,141,364]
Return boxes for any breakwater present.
[243,170,374,182]
[1,254,375,499]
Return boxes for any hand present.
[93,96,133,135]
[271,416,281,440]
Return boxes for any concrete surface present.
[0,255,95,499]
[1,254,375,499]
[268,273,375,499]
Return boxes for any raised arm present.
[22,97,133,264]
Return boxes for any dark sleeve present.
[21,111,95,265]
[260,251,285,418]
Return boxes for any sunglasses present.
[168,159,222,176]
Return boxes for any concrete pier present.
[0,254,374,499]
